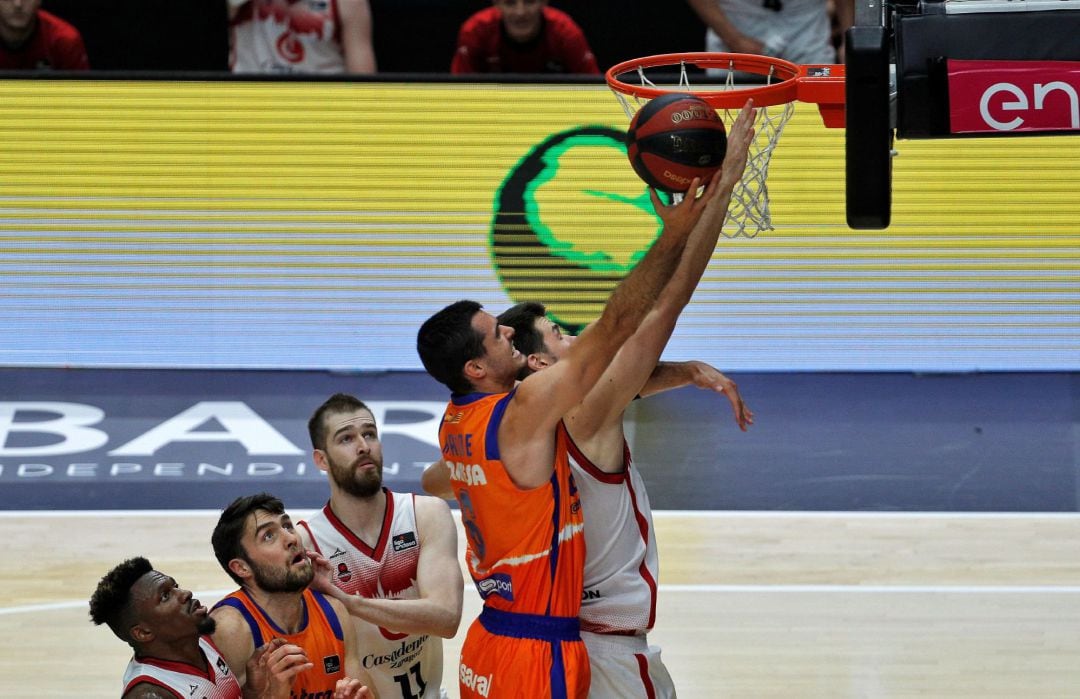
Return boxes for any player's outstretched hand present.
[686,360,754,431]
[716,100,757,191]
[245,637,314,699]
[334,677,374,698]
[647,175,710,241]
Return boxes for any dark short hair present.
[416,299,485,394]
[211,493,285,586]
[88,556,153,645]
[496,301,549,359]
[309,393,372,450]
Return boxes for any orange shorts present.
[458,607,590,699]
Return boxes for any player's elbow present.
[434,609,462,639]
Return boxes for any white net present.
[610,59,796,238]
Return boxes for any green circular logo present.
[490,126,670,331]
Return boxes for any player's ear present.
[526,353,550,372]
[463,357,485,382]
[129,622,153,644]
[228,558,252,581]
[312,449,330,473]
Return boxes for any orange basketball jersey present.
[213,588,347,695]
[440,391,588,698]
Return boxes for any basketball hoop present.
[606,52,845,237]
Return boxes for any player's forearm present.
[329,587,460,638]
[590,223,688,349]
[685,0,743,46]
[657,189,735,315]
[639,361,695,397]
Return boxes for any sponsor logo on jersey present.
[328,548,346,560]
[362,634,428,670]
[460,662,493,697]
[392,531,418,552]
[476,573,513,602]
[336,562,351,583]
[216,656,229,675]
[447,460,487,486]
[188,685,198,696]
[582,588,601,600]
[323,654,341,674]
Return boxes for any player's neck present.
[329,487,387,544]
[470,375,515,395]
[246,587,307,634]
[140,639,208,672]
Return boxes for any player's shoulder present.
[208,596,249,633]
[208,599,257,668]
[296,509,325,538]
[322,590,351,619]
[412,492,453,516]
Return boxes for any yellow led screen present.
[0,80,1076,370]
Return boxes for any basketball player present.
[422,320,751,697]
[209,492,374,698]
[298,392,463,699]
[228,0,376,74]
[423,103,755,695]
[414,101,756,699]
[90,556,320,697]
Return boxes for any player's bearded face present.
[327,450,383,498]
[247,553,314,593]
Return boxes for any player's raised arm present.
[561,101,757,441]
[497,172,734,485]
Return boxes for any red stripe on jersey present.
[320,492,394,560]
[625,464,658,630]
[122,676,183,698]
[634,653,658,699]
[563,430,627,484]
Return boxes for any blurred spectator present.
[228,0,375,74]
[686,0,852,66]
[0,0,88,70]
[452,0,599,74]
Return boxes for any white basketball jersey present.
[567,437,659,634]
[704,0,834,64]
[299,490,446,699]
[230,0,346,74]
[121,636,241,699]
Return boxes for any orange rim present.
[605,52,845,110]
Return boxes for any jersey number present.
[393,661,427,699]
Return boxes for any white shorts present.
[581,631,676,699]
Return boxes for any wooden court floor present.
[3,510,1079,697]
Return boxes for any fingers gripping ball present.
[626,93,728,193]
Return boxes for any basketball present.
[625,93,728,194]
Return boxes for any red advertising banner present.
[948,59,1080,134]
